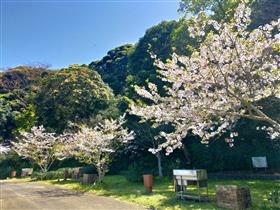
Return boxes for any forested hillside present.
[1,0,280,178]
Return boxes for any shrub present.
[32,170,64,180]
[31,167,96,180]
[122,161,155,182]
[0,166,14,179]
[81,165,96,174]
[0,152,32,179]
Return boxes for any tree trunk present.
[156,152,163,177]
[97,166,103,182]
[39,165,47,180]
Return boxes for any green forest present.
[1,0,280,180]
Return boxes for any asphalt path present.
[0,181,145,210]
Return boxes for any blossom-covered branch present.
[130,3,280,154]
[0,145,10,155]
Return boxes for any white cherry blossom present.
[130,4,280,155]
[0,145,10,155]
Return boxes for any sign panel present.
[252,157,267,168]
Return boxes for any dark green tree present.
[127,21,179,93]
[0,66,47,142]
[89,44,134,95]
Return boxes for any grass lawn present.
[42,175,280,210]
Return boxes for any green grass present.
[42,176,280,210]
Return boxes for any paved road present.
[0,181,145,210]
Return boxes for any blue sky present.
[1,0,181,70]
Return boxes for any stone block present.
[216,185,251,210]
[82,174,97,184]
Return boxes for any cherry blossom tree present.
[12,125,66,172]
[130,3,280,155]
[71,116,134,182]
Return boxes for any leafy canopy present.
[35,65,114,132]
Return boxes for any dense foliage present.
[126,21,182,97]
[178,0,280,26]
[35,65,113,133]
[89,44,134,95]
[0,66,46,141]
